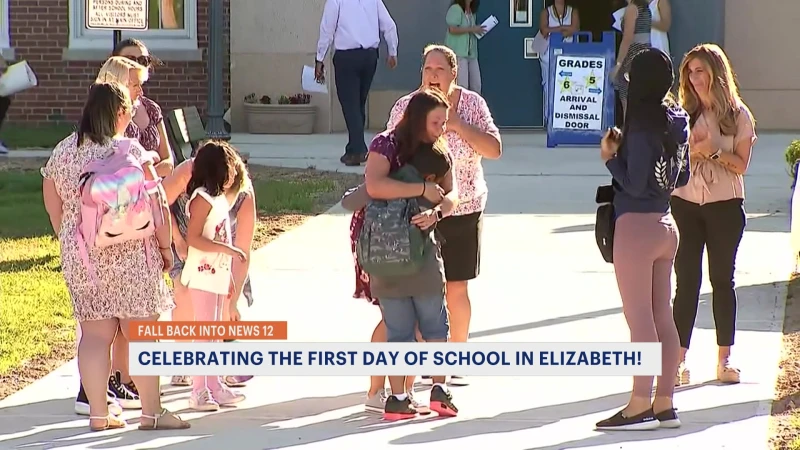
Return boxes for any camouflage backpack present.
[356,165,429,277]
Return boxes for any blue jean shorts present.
[379,293,449,342]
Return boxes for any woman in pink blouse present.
[671,44,756,386]
[385,44,502,385]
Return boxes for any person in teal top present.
[445,0,485,93]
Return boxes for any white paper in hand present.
[476,15,498,40]
[612,8,625,32]
[301,65,327,94]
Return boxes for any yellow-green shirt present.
[445,4,478,59]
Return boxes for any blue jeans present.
[379,293,449,342]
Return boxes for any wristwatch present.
[711,149,722,160]
[435,208,444,222]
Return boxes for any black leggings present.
[671,197,746,349]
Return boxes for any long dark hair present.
[394,89,450,163]
[77,82,131,147]
[622,47,680,158]
[453,0,479,14]
[187,140,246,197]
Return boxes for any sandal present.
[138,408,191,430]
[717,362,740,384]
[89,414,126,432]
[675,362,690,387]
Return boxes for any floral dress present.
[41,133,174,321]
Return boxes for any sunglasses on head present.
[124,55,153,67]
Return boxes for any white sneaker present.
[75,398,123,416]
[189,389,220,411]
[0,143,8,155]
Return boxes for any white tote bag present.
[181,248,232,296]
[0,61,38,96]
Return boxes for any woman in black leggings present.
[671,43,757,386]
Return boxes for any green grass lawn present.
[0,163,355,382]
[0,124,74,149]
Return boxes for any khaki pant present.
[457,57,481,94]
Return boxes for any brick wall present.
[7,0,230,125]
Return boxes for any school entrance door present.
[479,0,545,128]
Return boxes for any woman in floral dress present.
[42,82,189,431]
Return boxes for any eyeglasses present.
[124,55,154,67]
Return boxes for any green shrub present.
[786,140,800,179]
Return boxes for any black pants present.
[0,95,10,129]
[333,48,378,155]
[671,197,746,349]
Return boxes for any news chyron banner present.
[127,321,663,377]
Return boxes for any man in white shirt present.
[315,0,399,166]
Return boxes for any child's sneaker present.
[365,388,388,414]
[213,385,246,406]
[189,389,220,411]
[429,385,458,417]
[223,375,252,387]
[383,395,417,421]
[408,391,431,415]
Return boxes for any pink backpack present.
[76,138,164,283]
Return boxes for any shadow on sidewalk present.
[0,391,379,449]
[469,306,623,340]
[388,383,765,447]
[695,281,787,333]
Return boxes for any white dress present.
[540,5,574,124]
[650,0,670,54]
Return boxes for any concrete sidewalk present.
[0,132,793,449]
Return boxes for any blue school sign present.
[546,32,617,148]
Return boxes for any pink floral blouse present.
[386,88,500,216]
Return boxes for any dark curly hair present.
[187,140,247,197]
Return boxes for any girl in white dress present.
[650,0,671,55]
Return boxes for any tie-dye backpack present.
[76,138,163,283]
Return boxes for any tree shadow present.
[0,254,60,272]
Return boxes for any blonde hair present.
[96,56,148,86]
[678,43,755,136]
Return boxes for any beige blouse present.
[672,104,756,205]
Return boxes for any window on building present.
[510,0,533,27]
[69,0,197,53]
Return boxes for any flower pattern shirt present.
[386,88,500,216]
[126,96,164,155]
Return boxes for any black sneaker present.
[74,382,123,416]
[108,372,141,409]
[654,408,681,428]
[383,395,417,421]
[595,408,660,431]
[429,385,458,417]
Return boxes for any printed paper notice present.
[86,0,149,30]
[551,55,605,131]
[302,66,328,94]
[476,15,498,40]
